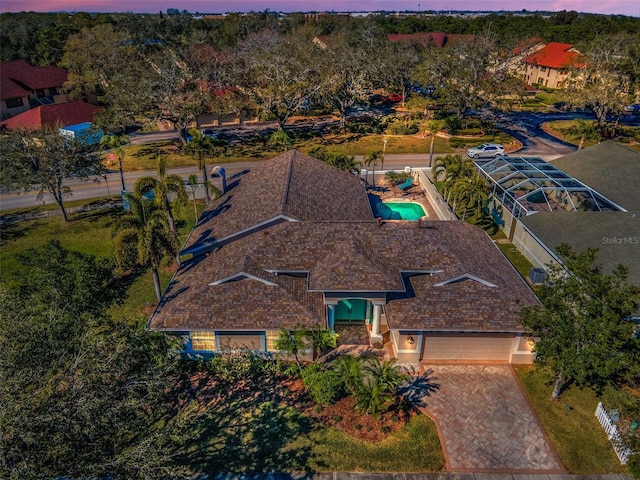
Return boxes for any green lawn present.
[185,401,445,474]
[1,200,202,321]
[514,365,630,474]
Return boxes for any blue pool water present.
[374,202,426,221]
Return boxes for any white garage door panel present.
[424,334,514,361]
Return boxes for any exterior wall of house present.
[217,333,264,350]
[390,330,422,363]
[510,334,537,364]
[524,64,570,89]
[1,96,29,119]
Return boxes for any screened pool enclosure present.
[477,156,623,219]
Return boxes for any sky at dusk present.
[2,0,639,16]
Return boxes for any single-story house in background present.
[148,150,538,364]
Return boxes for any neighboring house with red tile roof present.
[149,150,538,364]
[522,42,582,89]
[0,101,101,131]
[0,60,69,120]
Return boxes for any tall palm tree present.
[364,149,382,187]
[133,155,187,233]
[183,129,223,204]
[113,193,179,302]
[100,134,129,192]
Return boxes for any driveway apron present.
[419,364,565,473]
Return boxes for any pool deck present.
[369,178,439,219]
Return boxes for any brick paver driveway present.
[419,364,565,473]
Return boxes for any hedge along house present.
[148,150,538,364]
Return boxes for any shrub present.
[381,426,391,434]
[444,115,462,135]
[209,351,273,384]
[301,363,345,406]
[386,119,419,135]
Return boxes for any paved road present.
[5,110,637,212]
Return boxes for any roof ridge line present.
[280,151,295,214]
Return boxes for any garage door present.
[423,333,514,361]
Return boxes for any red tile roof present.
[388,32,447,48]
[523,42,581,69]
[1,59,68,100]
[0,101,101,131]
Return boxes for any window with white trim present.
[266,330,281,351]
[190,331,216,351]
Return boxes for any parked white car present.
[466,143,504,159]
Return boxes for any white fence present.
[595,402,633,465]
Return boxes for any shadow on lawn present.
[182,395,317,475]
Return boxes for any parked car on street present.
[625,104,640,114]
[201,128,218,139]
[466,143,505,159]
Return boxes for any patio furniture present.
[398,178,414,191]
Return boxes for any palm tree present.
[133,155,187,233]
[353,377,391,419]
[100,134,129,192]
[183,129,223,204]
[309,325,338,361]
[187,174,199,220]
[275,326,308,371]
[364,149,382,187]
[113,193,179,302]
[332,355,365,394]
[363,357,408,393]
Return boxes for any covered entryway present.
[334,299,370,323]
[423,333,514,362]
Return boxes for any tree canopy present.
[521,245,640,400]
[0,241,192,479]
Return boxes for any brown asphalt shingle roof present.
[150,220,538,333]
[182,150,372,255]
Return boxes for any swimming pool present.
[375,202,426,221]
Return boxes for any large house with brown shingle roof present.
[149,150,538,364]
[522,42,582,89]
[0,60,69,120]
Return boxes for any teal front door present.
[335,299,368,323]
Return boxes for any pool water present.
[375,202,426,221]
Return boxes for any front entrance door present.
[334,299,369,323]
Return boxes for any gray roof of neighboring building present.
[521,211,640,288]
[550,140,640,211]
[181,150,372,255]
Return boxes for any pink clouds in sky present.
[2,0,638,16]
